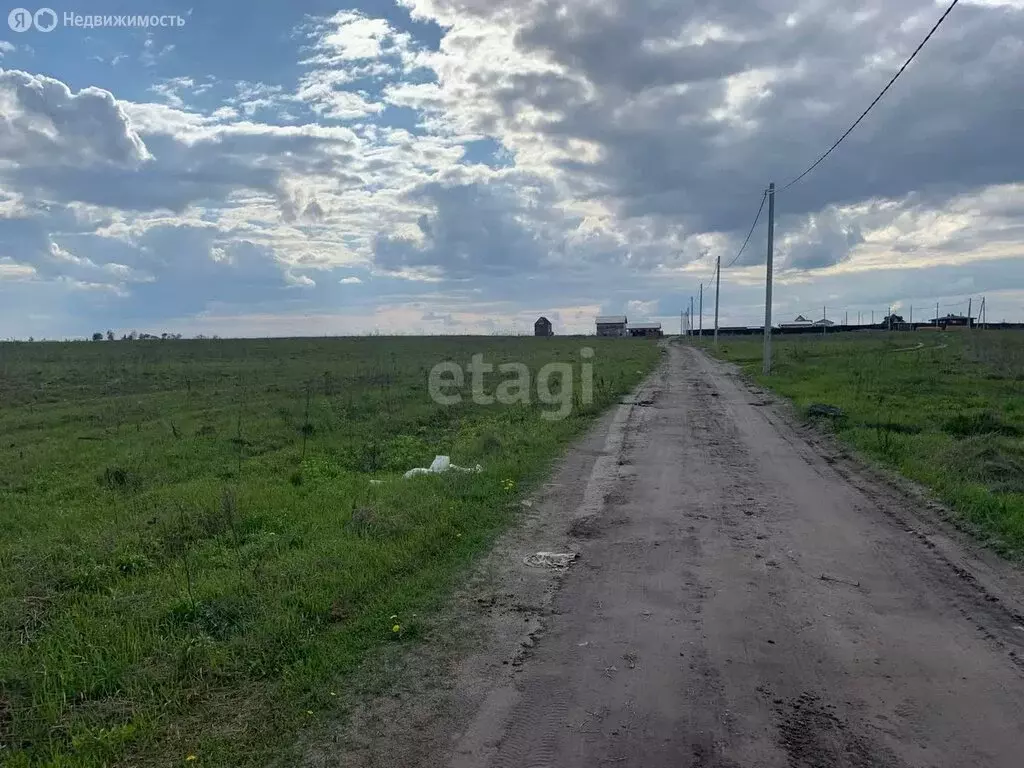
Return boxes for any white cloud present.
[339,275,363,284]
[0,70,151,168]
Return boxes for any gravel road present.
[317,343,1024,768]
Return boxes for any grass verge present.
[708,331,1024,555]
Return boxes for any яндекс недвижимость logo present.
[8,7,186,31]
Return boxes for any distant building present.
[926,313,975,329]
[596,315,628,337]
[780,314,813,329]
[534,316,553,337]
[627,322,662,338]
[780,314,833,329]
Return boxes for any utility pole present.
[910,305,913,327]
[714,255,721,348]
[680,310,684,337]
[823,305,827,335]
[690,296,695,338]
[936,302,939,324]
[858,311,862,326]
[968,297,973,330]
[698,284,703,337]
[845,310,848,326]
[762,183,775,375]
[872,310,875,325]
[981,296,986,329]
[887,305,891,331]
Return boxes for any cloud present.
[0,70,151,169]
[373,174,555,278]
[339,275,363,284]
[140,37,175,67]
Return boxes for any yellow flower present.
[306,710,314,715]
[392,624,401,633]
[185,757,197,763]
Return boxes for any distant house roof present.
[780,315,814,327]
[535,316,551,325]
[596,315,627,324]
[628,322,662,330]
[812,318,834,326]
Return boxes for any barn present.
[596,315,627,337]
[534,316,553,337]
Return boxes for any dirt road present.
[320,344,1024,768]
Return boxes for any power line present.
[724,190,768,270]
[781,0,961,192]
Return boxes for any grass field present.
[0,336,662,767]
[711,330,1024,554]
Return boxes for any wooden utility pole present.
[698,284,703,337]
[690,296,695,338]
[714,255,721,347]
[968,297,973,330]
[762,183,775,375]
[823,305,827,335]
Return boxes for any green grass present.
[710,330,1024,554]
[0,336,662,767]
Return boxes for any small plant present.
[99,465,140,492]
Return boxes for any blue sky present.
[2,0,1024,339]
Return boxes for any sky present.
[1,0,1023,339]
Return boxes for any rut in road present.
[443,344,1024,768]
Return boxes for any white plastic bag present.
[402,455,483,480]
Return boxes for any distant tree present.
[106,330,115,341]
[127,330,137,341]
[92,332,103,341]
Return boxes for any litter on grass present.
[403,455,484,480]
[523,551,579,569]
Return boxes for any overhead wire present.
[780,0,961,192]
[724,190,769,271]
